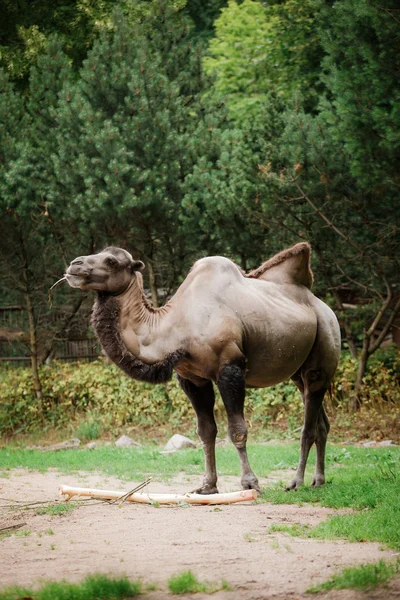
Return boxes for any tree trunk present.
[25,292,43,400]
[354,333,369,396]
[331,290,358,359]
[146,259,159,308]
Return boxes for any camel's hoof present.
[241,477,261,493]
[285,479,303,492]
[311,476,325,487]
[192,486,219,495]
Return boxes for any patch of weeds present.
[270,537,280,550]
[74,414,102,442]
[168,571,207,594]
[167,571,229,595]
[145,583,158,591]
[45,529,54,535]
[0,573,141,600]
[15,529,31,537]
[308,560,400,593]
[269,523,311,537]
[37,502,77,516]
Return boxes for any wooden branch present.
[366,289,392,339]
[59,485,258,505]
[369,295,400,355]
[293,181,364,255]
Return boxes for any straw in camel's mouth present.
[64,273,86,288]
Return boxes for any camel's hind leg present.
[287,298,340,491]
[177,376,218,494]
[312,404,330,487]
[217,363,260,492]
[286,377,328,490]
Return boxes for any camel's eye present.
[105,256,118,269]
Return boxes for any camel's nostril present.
[71,259,84,266]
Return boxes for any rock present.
[115,435,142,448]
[362,441,377,448]
[27,438,81,451]
[85,442,97,450]
[378,440,395,447]
[164,434,196,452]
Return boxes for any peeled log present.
[59,484,258,505]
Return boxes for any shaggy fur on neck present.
[91,294,188,384]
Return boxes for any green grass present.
[0,574,141,600]
[263,446,400,549]
[308,560,400,593]
[14,529,31,537]
[168,571,207,594]
[74,416,103,442]
[37,502,78,516]
[0,443,302,481]
[167,570,230,594]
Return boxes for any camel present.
[64,242,341,493]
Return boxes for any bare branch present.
[369,295,400,354]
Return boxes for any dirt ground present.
[0,468,399,600]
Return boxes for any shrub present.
[0,348,399,440]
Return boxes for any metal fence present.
[0,305,99,365]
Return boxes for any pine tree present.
[53,7,227,302]
[0,40,77,392]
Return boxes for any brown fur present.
[246,242,313,288]
[92,293,189,384]
[65,242,341,494]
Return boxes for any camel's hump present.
[246,242,313,289]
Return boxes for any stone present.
[115,435,142,448]
[26,438,81,451]
[164,434,196,452]
[377,440,395,447]
[85,442,97,450]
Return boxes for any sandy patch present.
[0,469,397,599]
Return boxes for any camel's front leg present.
[177,376,218,494]
[217,363,260,492]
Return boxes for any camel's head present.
[65,247,144,294]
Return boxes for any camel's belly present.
[242,306,317,387]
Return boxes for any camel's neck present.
[90,275,186,384]
[118,273,169,336]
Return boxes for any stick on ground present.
[59,484,258,505]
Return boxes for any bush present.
[0,349,399,440]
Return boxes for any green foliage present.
[1,350,399,440]
[167,570,230,594]
[168,571,207,594]
[0,574,141,600]
[38,503,78,517]
[308,560,400,593]
[319,0,400,191]
[205,0,322,121]
[74,414,103,442]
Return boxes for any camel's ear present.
[132,260,145,272]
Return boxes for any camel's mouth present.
[64,273,86,289]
